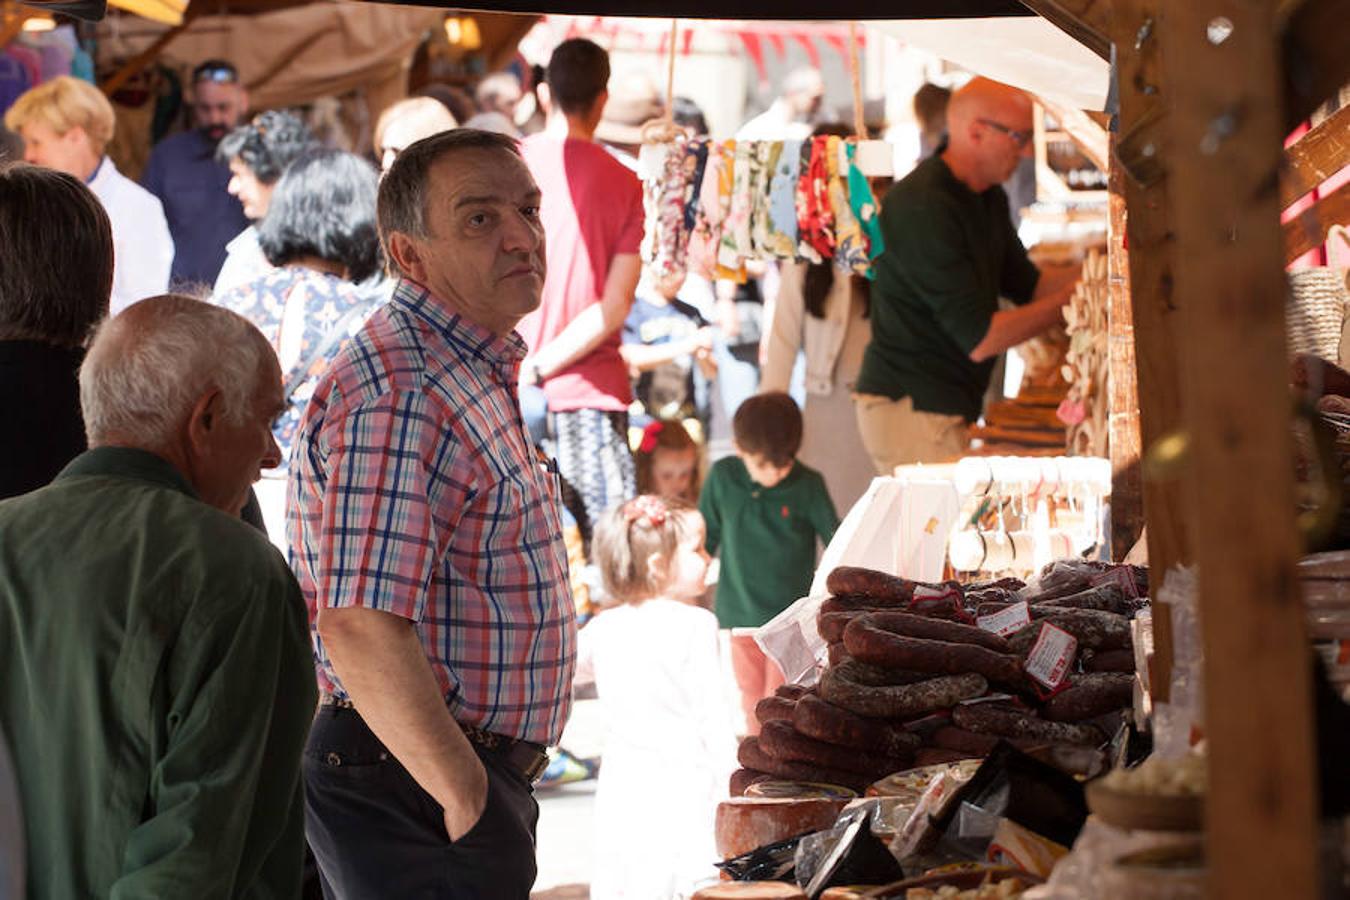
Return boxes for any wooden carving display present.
[1059,249,1109,457]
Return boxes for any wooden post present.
[1106,148,1144,561]
[1110,0,1191,578]
[1160,2,1319,895]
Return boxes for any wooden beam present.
[1104,0,1185,706]
[1284,179,1350,264]
[1282,103,1350,208]
[1110,0,1190,579]
[484,13,540,74]
[1160,2,1320,896]
[1016,0,1112,60]
[1281,0,1350,130]
[1040,97,1110,171]
[1107,148,1144,562]
[100,20,192,98]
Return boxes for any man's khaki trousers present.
[853,393,970,474]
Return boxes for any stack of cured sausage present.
[732,561,1149,795]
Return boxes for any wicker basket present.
[1286,267,1350,361]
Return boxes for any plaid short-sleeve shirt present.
[287,279,576,745]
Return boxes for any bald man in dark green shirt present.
[855,77,1079,472]
[0,297,314,898]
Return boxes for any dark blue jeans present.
[303,706,540,899]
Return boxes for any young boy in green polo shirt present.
[700,391,839,733]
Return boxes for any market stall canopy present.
[874,17,1110,111]
[547,13,1111,112]
[97,1,445,110]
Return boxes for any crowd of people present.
[0,32,1076,900]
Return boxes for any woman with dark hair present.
[214,110,316,293]
[760,125,883,515]
[213,148,383,539]
[0,164,112,500]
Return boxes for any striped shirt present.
[287,279,576,745]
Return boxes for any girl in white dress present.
[579,496,740,899]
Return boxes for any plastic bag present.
[943,743,1089,851]
[714,833,803,883]
[1150,566,1203,760]
[796,802,906,897]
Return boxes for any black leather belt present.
[318,695,549,784]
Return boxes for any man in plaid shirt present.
[287,129,575,898]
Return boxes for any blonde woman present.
[5,76,172,314]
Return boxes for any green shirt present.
[857,153,1041,421]
[700,457,839,629]
[0,448,316,899]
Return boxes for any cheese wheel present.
[692,882,809,899]
[714,796,847,859]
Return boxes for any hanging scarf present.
[797,136,836,263]
[830,138,871,277]
[718,140,755,273]
[766,138,802,257]
[846,141,886,274]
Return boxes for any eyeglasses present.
[978,117,1033,148]
[193,63,239,85]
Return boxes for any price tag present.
[977,601,1031,637]
[1023,623,1078,690]
[910,585,967,620]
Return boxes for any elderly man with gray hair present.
[0,295,316,897]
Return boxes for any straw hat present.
[595,73,665,145]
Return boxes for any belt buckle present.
[520,747,549,784]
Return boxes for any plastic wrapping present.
[1150,566,1203,760]
[714,834,804,883]
[796,802,906,896]
[953,745,1089,850]
[1021,818,1202,900]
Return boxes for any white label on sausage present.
[957,692,1016,707]
[977,601,1031,637]
[1023,623,1078,690]
[911,584,963,614]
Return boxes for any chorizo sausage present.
[817,611,856,644]
[843,614,1024,684]
[729,768,773,797]
[819,666,988,719]
[1007,609,1133,654]
[831,658,932,687]
[792,693,922,757]
[951,702,1104,746]
[914,747,979,766]
[825,566,921,601]
[755,695,798,726]
[1041,672,1135,722]
[1083,648,1136,673]
[827,642,851,667]
[930,725,1001,756]
[758,719,911,779]
[737,736,870,792]
[1034,584,1132,615]
[861,610,1011,652]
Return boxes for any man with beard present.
[142,59,251,289]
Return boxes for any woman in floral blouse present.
[213,148,383,542]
